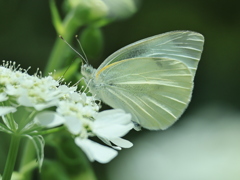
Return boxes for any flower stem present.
[19,139,37,180]
[2,135,21,180]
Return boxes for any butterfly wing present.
[94,57,193,130]
[97,31,204,77]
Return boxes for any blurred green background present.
[1,0,240,179]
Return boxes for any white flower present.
[92,109,133,149]
[0,61,134,164]
[36,99,134,163]
[65,109,133,163]
[0,61,62,111]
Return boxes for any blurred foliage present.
[0,0,240,179]
[0,0,239,107]
[80,26,104,60]
[39,131,96,180]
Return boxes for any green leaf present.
[25,135,45,171]
[2,115,18,132]
[49,0,64,34]
[0,122,12,134]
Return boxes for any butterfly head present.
[81,64,96,82]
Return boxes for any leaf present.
[25,135,45,171]
[49,0,64,34]
[0,122,12,134]
[2,114,18,131]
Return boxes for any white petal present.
[5,84,20,96]
[33,100,58,111]
[93,109,133,138]
[64,116,82,134]
[0,106,17,116]
[97,136,122,150]
[75,138,118,163]
[34,111,65,128]
[95,109,132,125]
[17,93,33,107]
[0,93,8,102]
[94,124,133,139]
[110,138,133,148]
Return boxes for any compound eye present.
[87,67,92,73]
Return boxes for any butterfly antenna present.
[59,35,87,64]
[75,35,89,65]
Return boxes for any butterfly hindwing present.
[94,57,193,130]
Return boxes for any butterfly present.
[81,31,204,130]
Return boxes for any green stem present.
[19,139,37,180]
[2,135,21,180]
[28,126,65,136]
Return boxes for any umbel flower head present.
[0,61,133,165]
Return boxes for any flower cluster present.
[0,61,133,164]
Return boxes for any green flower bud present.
[66,0,108,24]
[102,0,139,19]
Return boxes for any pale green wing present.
[97,31,204,77]
[95,57,193,130]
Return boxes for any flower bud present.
[66,0,108,23]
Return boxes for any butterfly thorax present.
[81,64,100,95]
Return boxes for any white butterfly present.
[81,31,204,130]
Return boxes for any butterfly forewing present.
[94,57,193,130]
[85,31,204,130]
[97,31,204,77]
